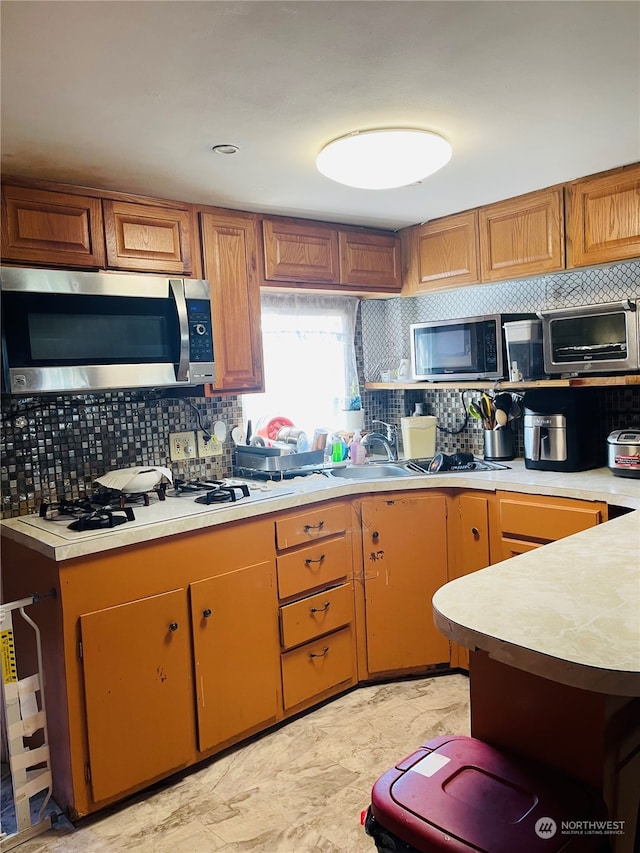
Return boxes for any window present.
[242,292,361,439]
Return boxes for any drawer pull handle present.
[305,555,325,566]
[471,527,480,539]
[310,601,331,614]
[203,608,212,618]
[169,622,179,632]
[309,646,330,659]
[304,521,324,531]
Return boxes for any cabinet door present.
[362,493,449,675]
[458,493,491,575]
[262,218,340,283]
[338,230,401,290]
[452,493,492,669]
[80,590,193,804]
[566,164,640,267]
[200,210,264,392]
[408,211,480,292]
[103,200,192,274]
[479,187,564,282]
[1,185,105,267]
[190,561,279,752]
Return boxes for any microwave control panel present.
[186,299,214,364]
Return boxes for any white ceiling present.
[1,1,639,230]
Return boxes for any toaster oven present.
[538,300,639,376]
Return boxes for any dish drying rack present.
[234,445,326,480]
[1,592,55,851]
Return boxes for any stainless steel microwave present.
[538,300,639,376]
[410,314,533,382]
[1,267,215,394]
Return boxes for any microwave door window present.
[28,312,171,362]
[551,314,628,363]
[416,324,476,375]
[4,292,180,367]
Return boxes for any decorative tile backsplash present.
[1,260,639,517]
[1,391,243,517]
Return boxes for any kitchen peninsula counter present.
[433,510,640,696]
[1,460,639,561]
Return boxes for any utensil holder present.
[484,427,514,461]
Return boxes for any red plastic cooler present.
[365,735,608,853]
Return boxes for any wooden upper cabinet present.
[1,184,105,267]
[262,217,339,283]
[403,210,480,293]
[200,210,264,393]
[103,200,192,274]
[339,229,401,290]
[478,186,565,282]
[566,164,640,267]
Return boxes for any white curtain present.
[242,292,361,437]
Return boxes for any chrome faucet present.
[361,420,398,462]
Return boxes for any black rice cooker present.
[607,429,640,478]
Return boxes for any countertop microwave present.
[410,313,534,382]
[1,267,215,394]
[538,300,639,376]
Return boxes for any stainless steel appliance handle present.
[531,424,541,461]
[169,279,190,382]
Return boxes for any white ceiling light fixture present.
[316,129,452,190]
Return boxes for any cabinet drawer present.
[275,503,347,550]
[280,583,353,650]
[281,626,354,710]
[498,494,606,543]
[277,536,350,600]
[500,538,542,561]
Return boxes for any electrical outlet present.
[197,430,223,458]
[169,431,197,461]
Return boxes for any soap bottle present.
[350,430,365,465]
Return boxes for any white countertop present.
[433,510,640,697]
[1,460,639,562]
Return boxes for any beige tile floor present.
[12,673,469,853]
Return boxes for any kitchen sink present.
[329,463,414,479]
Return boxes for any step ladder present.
[0,594,54,851]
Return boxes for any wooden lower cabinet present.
[0,486,615,819]
[497,491,608,560]
[359,492,449,676]
[275,501,357,713]
[448,491,496,669]
[80,590,194,803]
[0,517,280,819]
[281,626,354,710]
[190,562,280,752]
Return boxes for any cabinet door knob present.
[471,527,480,539]
[304,520,325,532]
[305,554,325,566]
[169,622,179,632]
[372,531,379,540]
[308,646,329,659]
[203,608,212,618]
